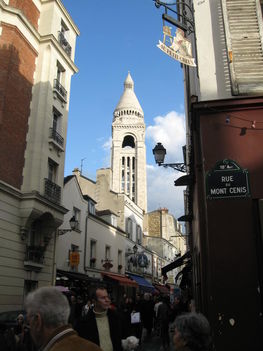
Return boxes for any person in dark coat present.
[157,296,171,350]
[140,293,154,340]
[76,287,122,351]
[24,286,102,351]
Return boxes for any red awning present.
[101,272,138,287]
[154,284,170,295]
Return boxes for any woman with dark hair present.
[173,312,211,351]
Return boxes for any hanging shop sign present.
[206,159,250,200]
[69,251,80,267]
[157,26,196,67]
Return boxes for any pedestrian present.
[158,296,171,350]
[153,296,162,335]
[25,286,102,351]
[120,297,133,338]
[140,293,154,340]
[173,312,211,351]
[76,286,122,351]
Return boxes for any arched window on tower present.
[122,135,135,148]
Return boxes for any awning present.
[101,272,138,287]
[154,284,170,295]
[161,251,191,276]
[128,274,155,292]
[56,269,100,282]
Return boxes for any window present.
[118,250,122,272]
[58,20,71,57]
[126,218,133,239]
[73,207,81,230]
[52,107,61,133]
[56,61,65,84]
[48,158,58,183]
[90,240,96,268]
[54,61,67,101]
[111,215,117,227]
[136,225,142,245]
[105,246,111,260]
[89,201,95,215]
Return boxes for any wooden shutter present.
[222,0,263,94]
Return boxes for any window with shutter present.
[221,0,263,94]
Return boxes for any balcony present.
[49,128,64,148]
[44,178,61,204]
[53,79,67,102]
[24,245,45,271]
[58,31,71,57]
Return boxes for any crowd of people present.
[0,286,212,351]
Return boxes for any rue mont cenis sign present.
[206,159,250,200]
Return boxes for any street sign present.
[206,159,250,199]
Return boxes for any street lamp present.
[133,244,138,254]
[58,216,77,235]
[152,142,186,173]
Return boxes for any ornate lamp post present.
[58,216,78,235]
[153,142,186,173]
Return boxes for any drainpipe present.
[52,230,57,285]
[84,209,89,272]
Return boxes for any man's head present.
[25,286,70,348]
[94,287,111,312]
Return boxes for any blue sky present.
[62,0,186,220]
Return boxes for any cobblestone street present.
[139,328,174,351]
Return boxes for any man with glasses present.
[77,287,122,351]
[25,286,102,351]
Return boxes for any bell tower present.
[111,72,147,212]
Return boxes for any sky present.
[62,0,186,221]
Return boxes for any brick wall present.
[0,23,37,189]
[9,0,40,30]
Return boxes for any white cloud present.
[146,165,186,222]
[146,110,185,163]
[102,136,112,151]
[99,136,112,168]
[146,110,186,222]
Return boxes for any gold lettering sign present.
[157,27,196,67]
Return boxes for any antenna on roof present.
[80,158,86,174]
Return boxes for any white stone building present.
[0,0,79,311]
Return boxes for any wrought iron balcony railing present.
[49,128,64,148]
[53,79,67,101]
[58,31,72,57]
[25,245,45,264]
[44,178,61,204]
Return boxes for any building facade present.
[0,0,79,311]
[144,208,187,284]
[175,0,263,349]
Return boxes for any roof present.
[114,72,143,114]
[64,175,74,185]
[96,209,118,216]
